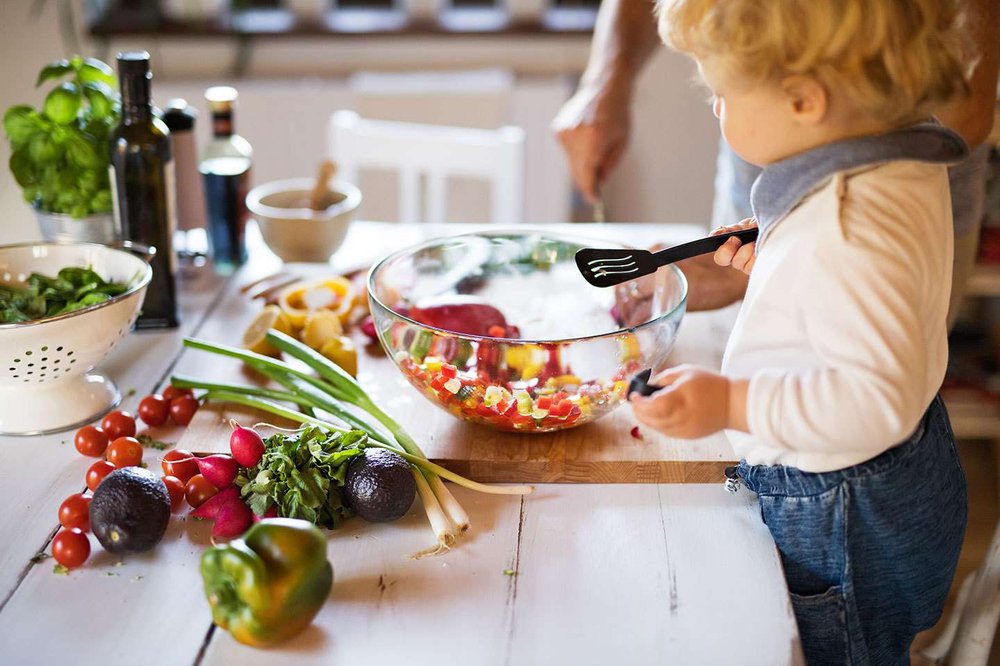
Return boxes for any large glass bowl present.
[368,231,687,433]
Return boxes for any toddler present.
[632,1,973,662]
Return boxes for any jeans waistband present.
[735,395,945,497]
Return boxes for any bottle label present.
[109,164,122,235]
[164,158,179,276]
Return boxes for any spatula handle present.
[651,227,759,267]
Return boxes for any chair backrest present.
[329,110,525,225]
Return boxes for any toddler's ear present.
[782,75,827,126]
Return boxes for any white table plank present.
[0,270,227,603]
[507,485,802,665]
[201,487,524,665]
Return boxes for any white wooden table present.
[0,223,801,665]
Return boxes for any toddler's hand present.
[629,365,731,439]
[713,219,758,276]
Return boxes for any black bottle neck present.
[211,110,234,138]
[120,74,153,124]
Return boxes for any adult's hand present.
[551,82,631,205]
[613,239,750,328]
[552,0,664,205]
[676,252,750,311]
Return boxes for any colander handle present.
[117,241,156,264]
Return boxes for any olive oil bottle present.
[110,51,179,329]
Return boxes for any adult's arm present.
[551,0,662,203]
[938,0,999,147]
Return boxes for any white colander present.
[0,242,152,435]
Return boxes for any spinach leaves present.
[0,266,130,323]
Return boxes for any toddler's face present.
[698,60,808,167]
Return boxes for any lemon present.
[278,276,355,328]
[302,310,343,351]
[243,305,293,356]
[320,336,358,377]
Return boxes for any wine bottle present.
[110,51,179,329]
[200,86,253,271]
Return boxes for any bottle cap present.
[117,51,150,76]
[205,86,238,113]
[163,98,197,131]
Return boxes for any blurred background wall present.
[0,0,719,243]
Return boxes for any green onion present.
[175,332,532,555]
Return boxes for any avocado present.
[342,449,416,523]
[89,467,171,554]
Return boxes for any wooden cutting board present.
[175,304,740,485]
[173,222,739,483]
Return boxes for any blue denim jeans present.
[736,396,967,665]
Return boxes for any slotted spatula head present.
[574,247,658,288]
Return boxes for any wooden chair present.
[328,110,525,225]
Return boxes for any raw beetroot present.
[229,421,265,468]
[408,297,516,337]
[196,454,238,489]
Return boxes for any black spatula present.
[575,227,759,288]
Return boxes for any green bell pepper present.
[200,518,332,647]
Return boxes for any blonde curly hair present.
[659,0,974,124]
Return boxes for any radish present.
[229,420,265,467]
[196,454,238,488]
[190,487,253,539]
[252,505,279,523]
[212,501,253,539]
[191,487,241,521]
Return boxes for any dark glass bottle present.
[110,51,179,329]
[200,86,252,272]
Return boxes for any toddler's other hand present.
[713,219,759,275]
[629,365,730,439]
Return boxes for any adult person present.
[552,0,999,318]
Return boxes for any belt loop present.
[724,465,741,493]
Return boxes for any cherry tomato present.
[163,386,194,402]
[161,449,199,483]
[86,460,116,492]
[107,436,143,468]
[185,474,218,509]
[138,394,170,427]
[101,410,136,440]
[74,425,109,458]
[52,528,90,569]
[58,493,91,532]
[162,475,185,512]
[169,396,199,426]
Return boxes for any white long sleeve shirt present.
[721,125,967,472]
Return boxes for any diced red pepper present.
[475,404,495,417]
[549,400,572,417]
[430,376,446,391]
[441,364,457,379]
